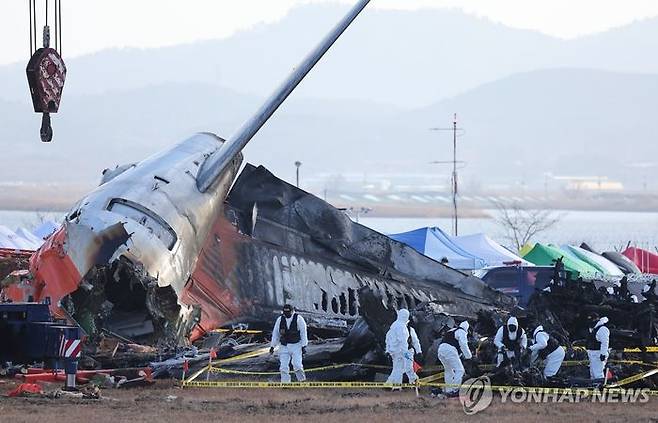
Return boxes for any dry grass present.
[1,380,657,423]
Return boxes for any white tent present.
[563,245,624,277]
[0,225,35,250]
[15,227,45,250]
[451,233,532,267]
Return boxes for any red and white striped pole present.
[58,327,82,391]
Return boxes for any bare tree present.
[492,201,563,251]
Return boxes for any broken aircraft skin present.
[2,0,513,345]
[8,156,513,345]
[22,133,243,343]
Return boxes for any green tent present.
[522,243,598,278]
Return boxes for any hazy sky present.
[2,0,658,65]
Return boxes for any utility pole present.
[430,113,463,236]
[451,113,458,236]
[294,161,302,188]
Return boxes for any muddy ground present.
[0,380,657,423]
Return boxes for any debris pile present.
[526,277,658,349]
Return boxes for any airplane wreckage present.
[2,0,514,347]
[0,0,658,386]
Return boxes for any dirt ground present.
[1,379,658,423]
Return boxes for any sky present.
[2,0,658,65]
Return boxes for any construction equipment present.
[0,301,83,390]
[26,0,66,142]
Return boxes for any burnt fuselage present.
[10,148,512,343]
[184,164,513,337]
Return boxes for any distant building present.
[565,180,624,191]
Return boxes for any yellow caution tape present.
[572,346,658,354]
[208,367,280,376]
[186,345,658,385]
[609,359,658,367]
[185,354,658,395]
[561,359,658,367]
[208,362,392,376]
[189,359,393,381]
[194,357,658,382]
[186,347,273,382]
[418,372,444,384]
[184,380,418,389]
[217,347,271,364]
[623,346,658,353]
[608,367,658,388]
[212,329,264,334]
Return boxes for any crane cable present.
[28,0,32,56]
[29,0,62,55]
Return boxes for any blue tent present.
[390,227,486,270]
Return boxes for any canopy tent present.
[602,251,641,275]
[452,233,531,267]
[0,228,20,249]
[522,243,598,277]
[552,244,584,265]
[0,225,40,250]
[623,247,658,274]
[15,227,44,249]
[519,243,534,257]
[580,242,641,275]
[389,227,486,270]
[562,245,624,277]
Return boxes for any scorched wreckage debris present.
[4,162,513,346]
[2,1,512,346]
[2,0,657,393]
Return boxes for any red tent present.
[622,247,658,274]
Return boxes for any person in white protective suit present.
[586,315,610,380]
[529,325,565,377]
[403,318,422,384]
[493,316,527,367]
[385,309,419,386]
[270,304,308,383]
[437,321,472,396]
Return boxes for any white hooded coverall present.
[587,317,610,380]
[437,321,472,394]
[403,326,422,382]
[385,309,419,384]
[271,312,308,383]
[529,326,565,377]
[493,316,527,366]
